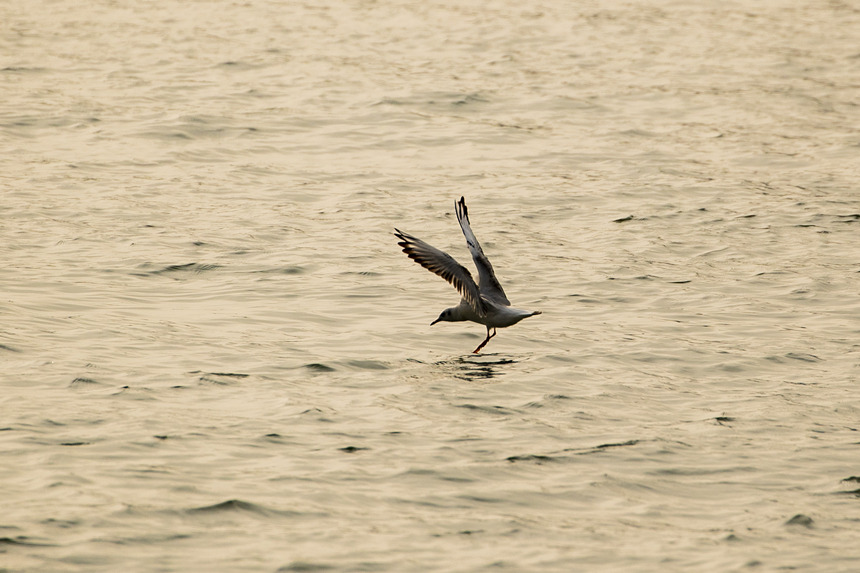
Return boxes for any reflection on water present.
[442,355,517,382]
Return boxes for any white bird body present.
[435,299,539,329]
[395,197,541,353]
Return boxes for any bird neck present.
[445,305,470,322]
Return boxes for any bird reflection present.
[438,354,517,381]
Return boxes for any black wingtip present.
[394,229,409,251]
[456,196,468,221]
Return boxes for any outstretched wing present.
[455,197,510,306]
[394,228,486,316]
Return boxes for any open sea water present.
[2,0,860,571]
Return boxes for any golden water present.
[3,1,860,571]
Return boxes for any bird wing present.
[394,229,486,317]
[454,197,510,306]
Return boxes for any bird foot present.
[472,328,497,354]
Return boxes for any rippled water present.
[3,0,860,571]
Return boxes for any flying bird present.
[394,197,541,353]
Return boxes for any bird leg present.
[472,327,497,354]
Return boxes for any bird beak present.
[430,318,440,326]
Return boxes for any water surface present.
[3,0,860,571]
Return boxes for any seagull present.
[394,197,541,353]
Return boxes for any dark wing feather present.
[394,228,486,316]
[455,197,510,306]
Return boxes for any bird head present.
[431,309,451,325]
